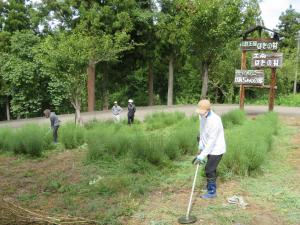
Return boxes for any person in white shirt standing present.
[193,99,226,199]
[112,101,123,122]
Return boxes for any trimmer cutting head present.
[178,215,197,224]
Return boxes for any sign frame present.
[234,70,264,85]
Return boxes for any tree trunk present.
[87,62,95,112]
[72,97,82,125]
[6,100,10,121]
[148,61,154,106]
[227,85,234,104]
[201,61,209,99]
[75,107,82,125]
[102,63,109,110]
[215,90,218,103]
[167,55,174,106]
[294,37,299,94]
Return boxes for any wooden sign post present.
[269,68,276,111]
[237,26,282,112]
[240,50,246,110]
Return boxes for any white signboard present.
[234,70,264,85]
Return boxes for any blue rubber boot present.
[201,180,217,199]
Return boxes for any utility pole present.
[294,31,300,95]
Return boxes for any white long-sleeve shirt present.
[199,110,226,158]
[112,105,123,115]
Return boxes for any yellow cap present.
[196,99,211,114]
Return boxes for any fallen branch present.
[0,198,99,225]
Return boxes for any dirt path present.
[126,117,300,225]
[1,105,300,128]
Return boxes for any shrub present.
[86,114,198,164]
[84,119,101,130]
[41,126,55,150]
[220,112,279,176]
[2,125,44,157]
[86,124,112,161]
[60,123,86,149]
[144,112,185,130]
[172,118,198,155]
[86,123,133,162]
[0,128,14,152]
[277,94,300,106]
[163,135,180,160]
[19,125,44,156]
[130,133,166,166]
[221,109,246,129]
[248,94,300,107]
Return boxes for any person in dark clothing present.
[127,99,136,125]
[43,109,60,143]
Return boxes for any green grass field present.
[1,111,299,225]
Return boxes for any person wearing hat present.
[112,101,123,122]
[127,99,136,125]
[193,99,226,199]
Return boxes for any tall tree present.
[40,0,134,110]
[131,0,158,105]
[189,0,243,98]
[1,31,42,118]
[37,32,90,124]
[0,0,44,119]
[156,0,190,106]
[277,5,300,50]
[277,6,300,94]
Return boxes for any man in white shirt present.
[194,99,226,199]
[112,101,123,122]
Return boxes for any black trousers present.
[53,126,59,143]
[205,154,223,180]
[128,115,134,125]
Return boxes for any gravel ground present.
[0,104,299,128]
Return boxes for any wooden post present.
[268,68,276,111]
[240,50,246,110]
[87,62,95,112]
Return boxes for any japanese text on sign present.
[240,40,278,51]
[234,70,264,85]
[251,53,283,68]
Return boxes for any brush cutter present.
[178,162,201,224]
[44,128,52,137]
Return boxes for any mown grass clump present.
[221,109,246,129]
[87,124,168,166]
[220,112,279,176]
[0,125,45,157]
[0,122,88,156]
[144,112,185,130]
[41,126,55,150]
[86,114,198,167]
[86,123,133,161]
[18,125,44,156]
[130,133,166,166]
[172,118,198,155]
[60,123,86,149]
[0,128,14,152]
